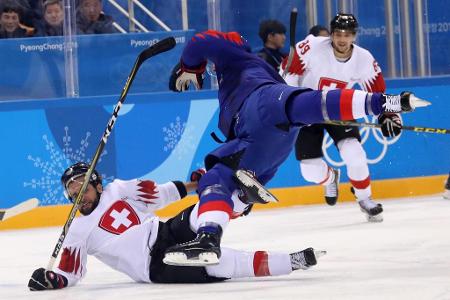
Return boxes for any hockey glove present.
[169,61,206,92]
[28,268,68,291]
[190,168,206,182]
[378,113,402,138]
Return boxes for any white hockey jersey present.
[55,179,183,286]
[281,34,385,93]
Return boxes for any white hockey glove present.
[378,113,402,138]
[169,61,206,92]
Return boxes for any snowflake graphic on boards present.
[162,116,195,160]
[24,126,113,205]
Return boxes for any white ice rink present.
[1,195,450,300]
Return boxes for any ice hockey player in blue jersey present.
[164,30,430,267]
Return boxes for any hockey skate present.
[382,91,431,114]
[290,248,327,271]
[324,168,340,206]
[234,169,278,204]
[358,198,383,222]
[163,224,222,267]
[444,175,450,200]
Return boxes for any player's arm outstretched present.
[169,30,250,91]
[28,227,87,290]
[128,174,201,212]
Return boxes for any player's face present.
[331,30,355,56]
[67,179,102,215]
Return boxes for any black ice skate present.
[234,169,278,204]
[163,224,222,266]
[444,175,450,200]
[324,168,340,206]
[381,91,431,113]
[358,198,383,222]
[290,247,327,271]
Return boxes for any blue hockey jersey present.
[180,30,285,137]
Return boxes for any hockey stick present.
[326,120,450,135]
[0,198,39,221]
[47,37,176,270]
[281,7,298,78]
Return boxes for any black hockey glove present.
[28,268,68,291]
[190,168,206,182]
[169,61,206,92]
[378,113,402,138]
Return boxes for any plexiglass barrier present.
[0,31,193,101]
[0,0,449,101]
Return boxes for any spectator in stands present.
[34,0,63,36]
[1,0,34,26]
[76,0,118,34]
[256,19,287,71]
[0,3,30,38]
[308,24,329,37]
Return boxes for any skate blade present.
[411,95,431,108]
[366,213,383,223]
[163,252,219,267]
[314,250,327,259]
[258,189,279,203]
[235,170,278,203]
[443,189,450,200]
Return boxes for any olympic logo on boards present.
[323,115,402,166]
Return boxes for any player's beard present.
[79,193,100,216]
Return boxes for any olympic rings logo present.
[323,115,402,166]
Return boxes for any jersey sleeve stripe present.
[198,200,233,218]
[352,90,368,119]
[339,89,355,120]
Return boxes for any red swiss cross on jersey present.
[99,200,141,234]
[318,77,348,90]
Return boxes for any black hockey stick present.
[47,37,176,270]
[281,7,298,78]
[326,120,450,135]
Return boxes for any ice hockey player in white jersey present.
[280,13,403,222]
[28,162,324,290]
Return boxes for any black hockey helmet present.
[61,162,102,201]
[330,13,358,33]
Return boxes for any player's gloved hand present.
[190,168,206,182]
[169,61,206,92]
[28,268,68,291]
[378,113,402,138]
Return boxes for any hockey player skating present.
[280,13,401,222]
[28,162,324,290]
[164,29,429,266]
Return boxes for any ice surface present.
[1,195,450,300]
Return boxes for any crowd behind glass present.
[0,0,118,38]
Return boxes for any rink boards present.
[0,77,449,229]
